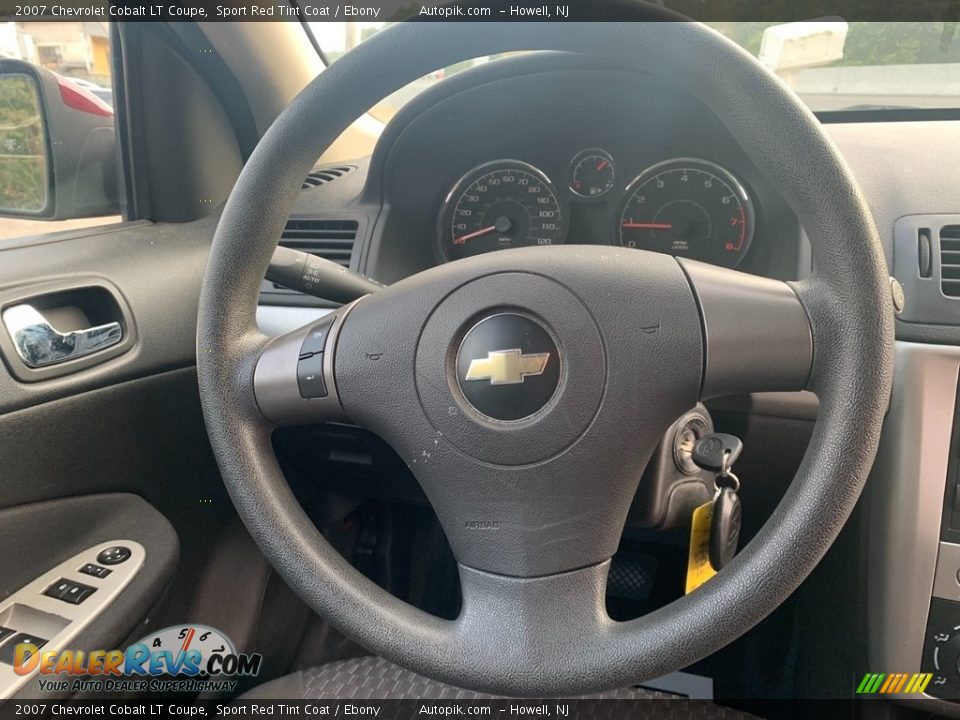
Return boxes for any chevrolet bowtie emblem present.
[464,349,551,385]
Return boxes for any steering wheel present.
[197,17,893,696]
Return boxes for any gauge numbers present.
[438,160,565,261]
[617,158,754,268]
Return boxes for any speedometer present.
[617,158,754,268]
[438,160,565,261]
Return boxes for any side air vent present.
[278,219,358,268]
[893,215,960,326]
[942,226,960,298]
[302,165,356,189]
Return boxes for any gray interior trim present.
[0,541,146,699]
[0,494,179,700]
[254,302,354,426]
[868,341,960,672]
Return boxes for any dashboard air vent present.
[279,219,358,268]
[302,165,355,189]
[942,226,960,298]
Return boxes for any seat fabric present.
[240,655,758,718]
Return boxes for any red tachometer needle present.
[453,225,497,244]
[596,159,609,172]
[621,222,674,230]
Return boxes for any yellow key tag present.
[685,500,717,594]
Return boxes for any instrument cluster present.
[436,150,756,269]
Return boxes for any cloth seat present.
[241,655,758,718]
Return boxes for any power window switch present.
[43,578,73,601]
[0,627,14,645]
[79,563,112,579]
[44,578,96,604]
[0,633,47,666]
[61,581,96,605]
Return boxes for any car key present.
[709,486,742,571]
[691,433,743,474]
[691,432,744,572]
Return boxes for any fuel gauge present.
[569,148,615,199]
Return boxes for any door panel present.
[0,494,179,699]
[0,215,214,414]
[0,214,233,698]
[0,19,279,700]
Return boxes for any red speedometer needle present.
[621,222,674,230]
[596,159,609,171]
[453,225,497,244]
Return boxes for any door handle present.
[1,303,123,368]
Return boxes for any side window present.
[0,21,121,241]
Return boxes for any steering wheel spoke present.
[253,306,355,427]
[680,258,814,400]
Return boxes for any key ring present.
[717,452,740,492]
[716,470,740,493]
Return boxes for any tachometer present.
[438,160,565,261]
[617,158,754,268]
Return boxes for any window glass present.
[0,21,120,241]
[312,21,960,119]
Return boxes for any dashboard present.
[352,54,810,285]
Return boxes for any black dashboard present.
[279,53,812,291]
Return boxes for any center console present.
[868,342,960,702]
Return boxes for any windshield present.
[309,21,960,119]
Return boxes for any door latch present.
[1,304,123,368]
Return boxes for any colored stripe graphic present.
[913,673,933,693]
[857,672,932,694]
[892,674,909,693]
[858,673,885,694]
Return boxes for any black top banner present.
[0,0,959,22]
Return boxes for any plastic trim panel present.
[0,541,145,699]
[868,341,960,672]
